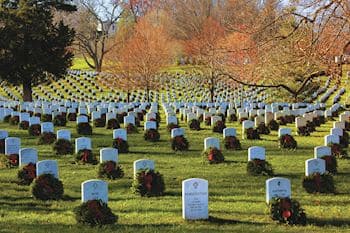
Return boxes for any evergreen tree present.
[0,0,76,101]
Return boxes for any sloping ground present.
[0,108,349,233]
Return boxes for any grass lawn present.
[0,110,349,233]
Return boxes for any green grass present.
[0,111,350,232]
[71,57,93,70]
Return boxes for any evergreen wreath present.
[247,159,273,176]
[74,199,117,226]
[269,197,307,225]
[202,147,225,164]
[17,163,36,185]
[97,161,124,180]
[224,136,241,150]
[53,139,73,155]
[302,172,335,193]
[112,138,129,153]
[171,135,189,151]
[131,169,165,197]
[31,173,64,200]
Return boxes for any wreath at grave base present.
[224,136,241,150]
[75,149,97,164]
[285,115,295,124]
[132,169,165,197]
[345,122,350,131]
[106,119,120,129]
[302,172,335,193]
[19,121,29,130]
[256,123,270,135]
[97,161,124,180]
[167,123,179,133]
[67,112,77,121]
[313,118,321,127]
[126,123,138,134]
[137,112,144,121]
[269,197,307,225]
[306,121,316,132]
[212,121,226,133]
[38,132,56,145]
[117,113,127,124]
[339,132,349,148]
[0,154,19,168]
[0,139,4,154]
[53,139,73,155]
[28,124,41,136]
[321,155,337,174]
[31,173,64,200]
[229,114,237,122]
[9,116,19,125]
[268,120,279,131]
[171,135,189,151]
[93,118,105,128]
[53,115,67,127]
[297,126,310,136]
[328,143,348,158]
[245,128,260,140]
[3,115,11,123]
[204,116,211,126]
[135,118,141,127]
[239,117,248,124]
[17,163,36,185]
[279,135,297,149]
[74,199,118,226]
[247,159,273,176]
[277,116,287,126]
[77,122,93,135]
[202,147,225,164]
[41,114,52,122]
[112,138,129,153]
[188,119,201,131]
[144,129,160,142]
[34,113,41,118]
[317,116,326,125]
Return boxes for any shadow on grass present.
[185,216,268,226]
[308,217,350,227]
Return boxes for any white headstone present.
[100,148,118,163]
[223,128,236,138]
[36,160,59,178]
[124,115,135,127]
[182,178,209,220]
[204,137,220,150]
[81,180,108,203]
[266,177,291,203]
[56,129,71,140]
[324,134,340,145]
[5,137,20,155]
[144,121,157,130]
[133,159,155,177]
[19,148,38,167]
[314,146,332,158]
[77,115,88,124]
[278,128,292,137]
[248,146,265,161]
[0,130,8,139]
[41,122,54,133]
[113,129,127,141]
[171,128,185,138]
[75,137,92,153]
[305,158,326,176]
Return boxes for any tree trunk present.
[146,87,150,102]
[22,79,32,102]
[127,91,130,103]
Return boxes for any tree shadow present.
[308,217,350,227]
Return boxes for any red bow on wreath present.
[104,162,115,173]
[8,154,18,166]
[279,198,292,219]
[116,138,123,144]
[208,150,215,161]
[88,201,103,220]
[141,173,153,192]
[81,150,90,162]
[323,156,333,167]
